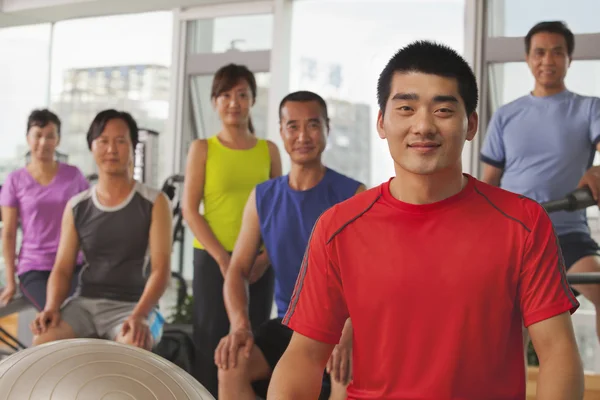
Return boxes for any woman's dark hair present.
[211,64,257,134]
[27,109,61,136]
[86,109,139,150]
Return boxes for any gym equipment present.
[134,129,160,189]
[0,338,215,399]
[541,187,596,213]
[0,291,30,354]
[541,187,600,286]
[162,174,186,274]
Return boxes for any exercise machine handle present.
[541,187,596,213]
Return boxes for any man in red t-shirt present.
[267,40,584,400]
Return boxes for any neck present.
[29,158,56,172]
[96,174,134,197]
[220,124,251,142]
[391,166,466,205]
[532,83,566,97]
[288,162,326,191]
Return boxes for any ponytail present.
[248,116,255,135]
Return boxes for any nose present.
[411,109,437,137]
[106,140,118,153]
[541,52,555,65]
[228,95,239,107]
[297,126,310,143]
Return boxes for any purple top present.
[0,163,89,275]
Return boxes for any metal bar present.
[186,50,271,75]
[178,1,274,21]
[568,273,600,285]
[0,325,26,351]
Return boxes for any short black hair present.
[525,21,574,58]
[27,109,61,136]
[279,91,329,123]
[86,109,139,150]
[377,40,479,116]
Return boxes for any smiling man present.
[481,21,600,344]
[267,41,584,400]
[215,91,364,400]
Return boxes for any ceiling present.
[0,0,254,27]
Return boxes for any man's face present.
[280,100,328,165]
[526,32,570,89]
[377,71,478,176]
[91,119,133,176]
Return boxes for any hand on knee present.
[115,316,153,351]
[217,348,252,386]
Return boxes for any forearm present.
[339,318,353,345]
[536,349,584,399]
[2,233,17,284]
[224,269,251,330]
[268,348,325,399]
[45,268,74,311]
[132,268,170,318]
[251,251,271,277]
[184,211,228,264]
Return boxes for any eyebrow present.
[392,93,459,103]
[286,118,321,126]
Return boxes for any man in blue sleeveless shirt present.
[30,110,172,351]
[481,21,600,341]
[214,91,364,400]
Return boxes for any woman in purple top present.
[0,109,89,310]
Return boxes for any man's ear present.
[376,110,386,139]
[466,111,479,142]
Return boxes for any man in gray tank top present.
[30,109,173,351]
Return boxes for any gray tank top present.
[71,181,162,302]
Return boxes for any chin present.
[292,155,319,165]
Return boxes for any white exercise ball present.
[0,338,214,400]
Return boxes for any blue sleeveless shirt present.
[255,168,362,317]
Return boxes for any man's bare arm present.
[268,333,335,399]
[529,312,584,399]
[224,188,263,330]
[132,193,173,318]
[45,204,80,311]
[481,164,503,187]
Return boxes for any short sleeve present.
[589,97,600,148]
[0,172,19,208]
[282,211,349,344]
[480,111,506,169]
[519,203,579,328]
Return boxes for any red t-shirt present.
[283,175,579,400]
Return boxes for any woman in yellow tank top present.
[182,64,282,396]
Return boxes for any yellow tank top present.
[193,135,271,251]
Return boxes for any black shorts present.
[559,231,600,296]
[252,318,331,399]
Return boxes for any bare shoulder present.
[188,139,209,161]
[266,139,281,155]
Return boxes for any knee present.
[116,332,153,351]
[32,334,50,346]
[32,329,74,346]
[218,357,252,386]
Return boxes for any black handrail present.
[542,187,600,286]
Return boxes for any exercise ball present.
[0,338,215,400]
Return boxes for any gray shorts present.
[60,296,164,346]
